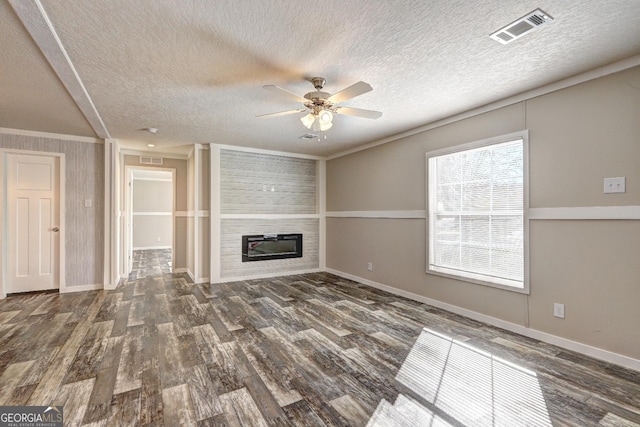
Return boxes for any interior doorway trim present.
[123,165,176,278]
[0,149,66,299]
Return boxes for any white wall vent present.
[490,9,553,45]
[139,156,163,165]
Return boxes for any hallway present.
[128,249,172,280]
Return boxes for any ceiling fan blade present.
[263,85,308,103]
[326,81,373,104]
[256,108,306,118]
[336,106,382,119]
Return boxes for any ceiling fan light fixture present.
[300,113,315,129]
[319,121,333,132]
[261,77,382,135]
[311,117,321,132]
[318,110,333,125]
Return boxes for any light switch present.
[84,199,92,208]
[604,177,625,194]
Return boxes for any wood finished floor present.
[1,265,639,425]
[128,249,172,280]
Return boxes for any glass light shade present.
[300,113,315,129]
[318,110,333,124]
[311,118,321,132]
[319,121,333,131]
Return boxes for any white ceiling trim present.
[0,126,101,143]
[119,148,189,160]
[214,143,325,161]
[327,54,640,161]
[8,0,110,139]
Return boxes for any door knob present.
[52,227,59,232]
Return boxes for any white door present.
[6,153,60,293]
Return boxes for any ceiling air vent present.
[139,156,163,165]
[490,9,553,45]
[299,134,319,140]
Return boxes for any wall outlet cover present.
[604,177,625,194]
[553,303,565,319]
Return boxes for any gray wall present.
[326,66,640,360]
[0,133,104,287]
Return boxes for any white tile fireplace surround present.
[242,233,303,262]
[220,219,319,279]
[216,149,320,280]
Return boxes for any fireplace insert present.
[242,233,303,262]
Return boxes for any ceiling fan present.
[258,77,382,132]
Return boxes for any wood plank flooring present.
[1,268,639,425]
[128,249,172,280]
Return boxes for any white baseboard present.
[60,283,104,293]
[325,268,640,372]
[212,268,322,284]
[104,278,119,290]
[132,246,172,250]
[174,268,195,282]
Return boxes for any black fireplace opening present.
[242,233,303,262]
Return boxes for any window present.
[426,131,528,291]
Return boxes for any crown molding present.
[327,55,640,160]
[0,127,101,143]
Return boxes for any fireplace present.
[242,233,303,262]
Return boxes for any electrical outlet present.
[553,303,565,319]
[367,262,373,272]
[84,199,92,208]
[157,237,161,242]
[604,177,625,194]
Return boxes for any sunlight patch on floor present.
[369,327,552,427]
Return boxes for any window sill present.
[426,267,529,294]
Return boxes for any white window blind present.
[427,137,525,289]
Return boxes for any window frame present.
[425,130,530,294]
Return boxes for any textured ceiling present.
[0,0,96,138]
[3,0,640,156]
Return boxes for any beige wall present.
[132,215,172,248]
[132,179,172,248]
[0,133,104,288]
[326,66,640,360]
[124,156,188,210]
[132,179,173,212]
[197,149,210,279]
[186,146,210,282]
[527,68,640,207]
[187,152,195,275]
[124,155,188,269]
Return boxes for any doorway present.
[2,151,64,295]
[124,167,175,279]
